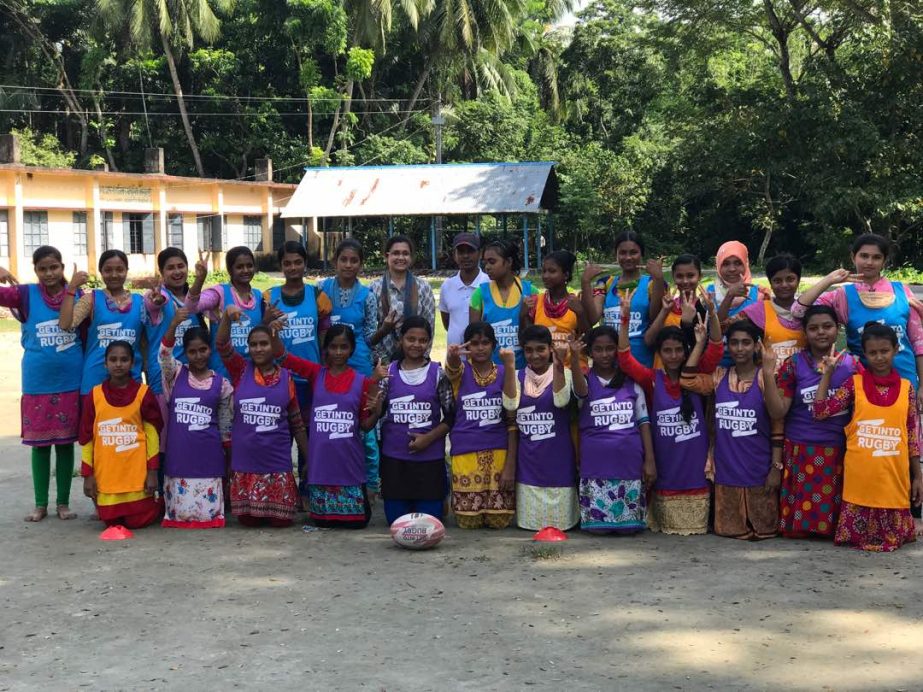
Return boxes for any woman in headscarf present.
[707,241,769,366]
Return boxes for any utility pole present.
[432,94,445,265]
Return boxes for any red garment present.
[859,364,901,407]
[99,496,163,527]
[78,380,164,475]
[281,353,375,421]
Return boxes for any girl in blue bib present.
[60,249,145,395]
[185,246,264,379]
[469,239,538,369]
[580,231,665,367]
[0,246,83,522]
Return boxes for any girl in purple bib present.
[378,317,454,524]
[276,325,385,528]
[513,326,577,531]
[618,290,724,535]
[763,305,857,538]
[217,306,307,527]
[447,321,519,529]
[572,326,656,534]
[682,320,781,540]
[159,311,232,529]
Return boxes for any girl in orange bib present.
[814,322,923,551]
[79,340,164,528]
[738,254,806,372]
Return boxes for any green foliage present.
[345,48,375,82]
[13,128,77,168]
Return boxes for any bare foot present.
[24,506,48,522]
[915,517,923,537]
[56,504,77,520]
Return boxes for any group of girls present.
[4,229,922,552]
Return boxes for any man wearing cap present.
[439,233,488,348]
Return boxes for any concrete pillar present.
[144,147,165,174]
[255,158,272,182]
[0,134,21,164]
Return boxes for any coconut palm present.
[97,0,234,176]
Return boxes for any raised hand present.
[382,309,401,332]
[824,267,853,285]
[582,262,605,283]
[645,256,665,281]
[523,294,538,315]
[364,384,384,413]
[759,338,777,372]
[265,299,286,324]
[680,290,697,322]
[552,340,569,365]
[693,313,707,345]
[267,318,286,337]
[498,348,516,367]
[194,250,209,284]
[447,342,470,363]
[619,288,634,317]
[819,343,844,374]
[568,335,586,358]
[69,263,89,290]
[0,266,19,285]
[170,306,190,328]
[698,286,715,314]
[372,358,389,382]
[225,304,243,323]
[725,282,751,300]
[567,293,584,315]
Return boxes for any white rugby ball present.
[390,513,445,550]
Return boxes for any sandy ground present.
[0,330,921,691]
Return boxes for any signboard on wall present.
[100,186,152,204]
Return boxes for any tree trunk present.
[307,95,314,151]
[92,93,118,171]
[762,0,796,101]
[402,60,433,129]
[757,174,775,265]
[160,31,205,176]
[338,79,355,156]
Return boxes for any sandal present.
[56,504,77,520]
[24,506,48,522]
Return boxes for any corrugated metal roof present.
[281,161,557,218]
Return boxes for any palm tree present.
[400,0,570,126]
[97,0,234,176]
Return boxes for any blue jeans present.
[383,499,445,525]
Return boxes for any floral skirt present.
[162,476,225,529]
[451,450,514,529]
[647,488,710,535]
[780,440,843,538]
[516,483,579,531]
[578,478,646,534]
[306,484,371,528]
[714,484,778,540]
[21,392,80,446]
[834,500,916,552]
[229,471,298,521]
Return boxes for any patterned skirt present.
[780,440,843,538]
[306,484,371,528]
[578,478,646,534]
[451,449,515,529]
[515,483,579,531]
[230,471,299,521]
[21,391,80,446]
[834,500,916,552]
[714,484,778,540]
[162,476,225,529]
[648,488,710,535]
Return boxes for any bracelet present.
[772,460,783,470]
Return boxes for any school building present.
[0,134,303,276]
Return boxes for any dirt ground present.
[0,331,921,691]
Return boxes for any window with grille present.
[168,214,184,249]
[23,211,49,254]
[0,210,8,256]
[100,212,114,251]
[243,215,262,251]
[73,212,88,255]
[122,213,154,254]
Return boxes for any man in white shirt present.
[439,232,488,346]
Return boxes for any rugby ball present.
[390,513,445,550]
